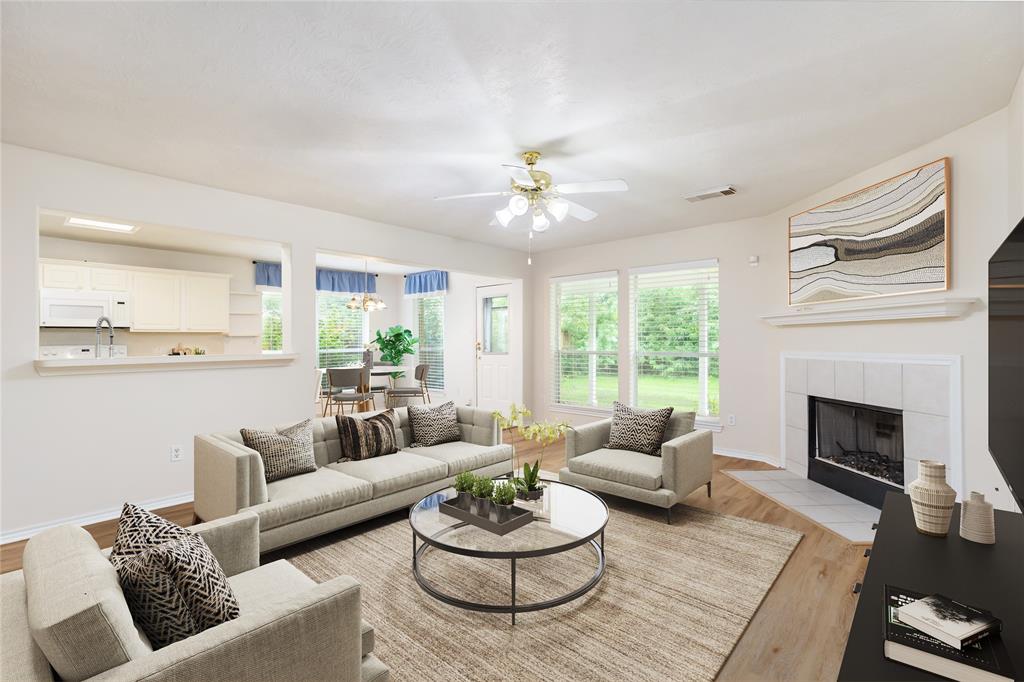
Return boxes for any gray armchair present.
[558,411,713,523]
[1,512,388,682]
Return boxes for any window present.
[316,292,367,371]
[260,291,283,353]
[481,295,509,353]
[550,273,618,408]
[416,296,445,390]
[629,260,719,417]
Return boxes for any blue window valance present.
[405,270,448,297]
[254,261,282,287]
[316,268,377,293]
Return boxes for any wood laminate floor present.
[0,435,866,680]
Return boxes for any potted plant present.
[453,471,476,508]
[371,325,418,380]
[519,420,570,467]
[471,477,494,518]
[491,481,517,523]
[492,403,532,472]
[514,460,544,501]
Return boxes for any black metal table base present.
[412,528,606,625]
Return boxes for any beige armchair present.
[1,512,388,682]
[558,411,713,523]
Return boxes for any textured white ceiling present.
[4,2,1022,252]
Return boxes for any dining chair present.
[385,363,431,408]
[362,349,390,407]
[324,366,372,416]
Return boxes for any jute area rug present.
[274,502,802,681]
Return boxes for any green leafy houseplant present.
[471,476,494,517]
[454,471,476,494]
[372,325,418,377]
[514,460,544,500]
[491,403,532,472]
[491,481,516,506]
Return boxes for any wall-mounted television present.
[989,215,1024,511]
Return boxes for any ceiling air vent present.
[685,185,737,202]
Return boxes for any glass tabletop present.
[409,480,609,558]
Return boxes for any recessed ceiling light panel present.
[64,216,139,233]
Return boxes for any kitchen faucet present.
[95,316,114,357]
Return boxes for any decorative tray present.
[439,496,534,536]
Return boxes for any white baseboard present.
[715,448,781,467]
[1,492,194,545]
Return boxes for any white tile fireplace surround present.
[780,353,964,500]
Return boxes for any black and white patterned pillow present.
[408,401,461,447]
[109,505,239,649]
[337,409,398,460]
[606,401,674,456]
[240,418,316,482]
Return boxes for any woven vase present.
[907,460,956,537]
[959,491,996,544]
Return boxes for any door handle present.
[475,341,482,351]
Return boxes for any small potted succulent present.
[514,460,544,501]
[471,476,494,518]
[453,471,476,508]
[491,481,518,523]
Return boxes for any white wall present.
[1,144,528,538]
[530,105,1022,511]
[1009,62,1024,223]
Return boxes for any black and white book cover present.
[897,593,1001,648]
[884,586,1016,681]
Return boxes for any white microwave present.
[39,289,130,328]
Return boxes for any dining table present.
[319,364,414,413]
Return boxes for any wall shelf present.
[760,296,979,327]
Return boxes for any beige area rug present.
[275,503,802,681]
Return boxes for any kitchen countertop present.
[34,353,298,376]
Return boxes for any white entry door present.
[475,282,523,411]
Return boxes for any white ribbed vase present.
[959,491,996,544]
[907,460,956,537]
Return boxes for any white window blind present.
[316,292,367,371]
[550,272,619,408]
[260,291,283,353]
[416,295,445,391]
[629,260,719,416]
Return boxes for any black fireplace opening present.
[807,396,904,509]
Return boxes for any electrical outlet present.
[170,446,184,462]
[727,414,736,426]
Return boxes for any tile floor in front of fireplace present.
[724,469,880,543]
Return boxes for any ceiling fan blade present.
[501,164,536,188]
[434,191,510,201]
[555,178,628,195]
[565,199,598,222]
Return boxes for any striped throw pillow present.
[337,409,399,460]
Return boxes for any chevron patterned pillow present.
[337,409,399,460]
[110,505,239,649]
[606,401,674,456]
[240,418,316,482]
[408,401,462,447]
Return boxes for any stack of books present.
[884,586,1016,681]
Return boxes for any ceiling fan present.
[434,151,628,233]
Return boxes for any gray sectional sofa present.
[194,407,512,552]
[0,512,386,682]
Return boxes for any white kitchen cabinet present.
[41,262,89,290]
[131,272,182,331]
[183,275,230,332]
[88,267,130,292]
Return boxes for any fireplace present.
[807,396,904,508]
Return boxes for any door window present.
[481,295,509,354]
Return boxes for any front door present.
[475,283,522,411]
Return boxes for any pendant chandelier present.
[346,260,387,312]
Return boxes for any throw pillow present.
[337,409,399,460]
[109,504,239,649]
[240,418,316,482]
[408,401,462,447]
[606,401,674,456]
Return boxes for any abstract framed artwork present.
[788,158,950,305]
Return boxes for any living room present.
[2,2,1023,681]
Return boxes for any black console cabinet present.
[838,492,1023,680]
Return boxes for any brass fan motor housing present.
[510,150,553,197]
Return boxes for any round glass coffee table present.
[409,479,608,624]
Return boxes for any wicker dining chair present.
[324,366,372,416]
[384,364,431,408]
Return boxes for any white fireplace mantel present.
[761,296,979,327]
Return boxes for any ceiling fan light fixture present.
[495,207,514,227]
[532,209,550,232]
[508,195,529,216]
[547,197,569,222]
